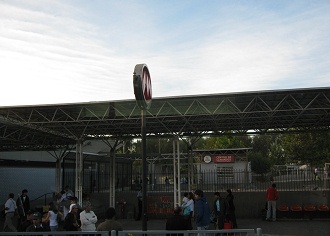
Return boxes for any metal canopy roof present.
[0,87,329,151]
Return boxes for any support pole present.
[177,138,181,204]
[173,138,177,205]
[75,140,83,206]
[55,159,61,193]
[141,109,147,231]
[109,149,116,207]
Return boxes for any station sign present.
[213,155,235,163]
[133,64,152,110]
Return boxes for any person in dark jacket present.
[225,189,238,228]
[26,212,50,232]
[213,192,225,229]
[166,206,190,236]
[17,189,30,219]
[194,189,211,234]
[63,204,80,231]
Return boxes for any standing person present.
[225,189,238,228]
[17,189,30,222]
[44,202,63,231]
[182,192,189,205]
[181,192,194,230]
[64,185,74,196]
[69,196,82,225]
[26,212,51,232]
[80,201,98,232]
[63,204,80,231]
[3,193,18,232]
[213,192,225,229]
[266,183,279,222]
[135,186,143,221]
[97,207,123,235]
[166,206,190,236]
[194,189,211,235]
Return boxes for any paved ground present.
[1,217,329,235]
[116,218,330,236]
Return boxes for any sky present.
[1,0,330,106]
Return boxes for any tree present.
[248,152,272,175]
[195,135,252,149]
[281,132,330,166]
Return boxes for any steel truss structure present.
[0,87,329,151]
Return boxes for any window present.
[217,166,234,178]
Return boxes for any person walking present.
[225,189,238,228]
[266,183,279,222]
[3,193,18,232]
[194,189,211,235]
[213,192,225,229]
[80,201,98,232]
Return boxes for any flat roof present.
[0,87,329,151]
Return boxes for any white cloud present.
[0,0,329,106]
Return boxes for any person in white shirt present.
[80,201,98,231]
[44,202,63,231]
[3,193,17,232]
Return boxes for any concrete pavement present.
[116,218,330,236]
[1,216,329,235]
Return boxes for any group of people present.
[166,188,238,234]
[167,183,280,232]
[2,186,124,235]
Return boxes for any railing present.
[116,229,262,236]
[30,192,55,206]
[0,232,109,236]
[0,229,263,236]
[64,169,330,193]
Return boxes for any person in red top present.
[266,183,279,221]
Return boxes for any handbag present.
[210,210,217,223]
[224,220,232,229]
[183,206,191,216]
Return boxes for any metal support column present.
[109,149,116,207]
[75,140,83,206]
[177,138,181,204]
[173,138,177,206]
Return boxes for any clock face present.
[204,155,211,163]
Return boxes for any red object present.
[223,221,232,229]
[317,204,329,211]
[266,186,279,201]
[290,205,302,211]
[277,205,289,212]
[303,205,316,212]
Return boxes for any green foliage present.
[195,135,252,149]
[281,132,330,166]
[248,152,272,174]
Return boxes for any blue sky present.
[1,0,329,106]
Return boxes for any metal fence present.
[116,229,262,236]
[0,232,109,236]
[65,167,330,194]
[0,229,262,236]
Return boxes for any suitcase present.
[223,220,232,229]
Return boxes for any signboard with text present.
[213,155,235,163]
